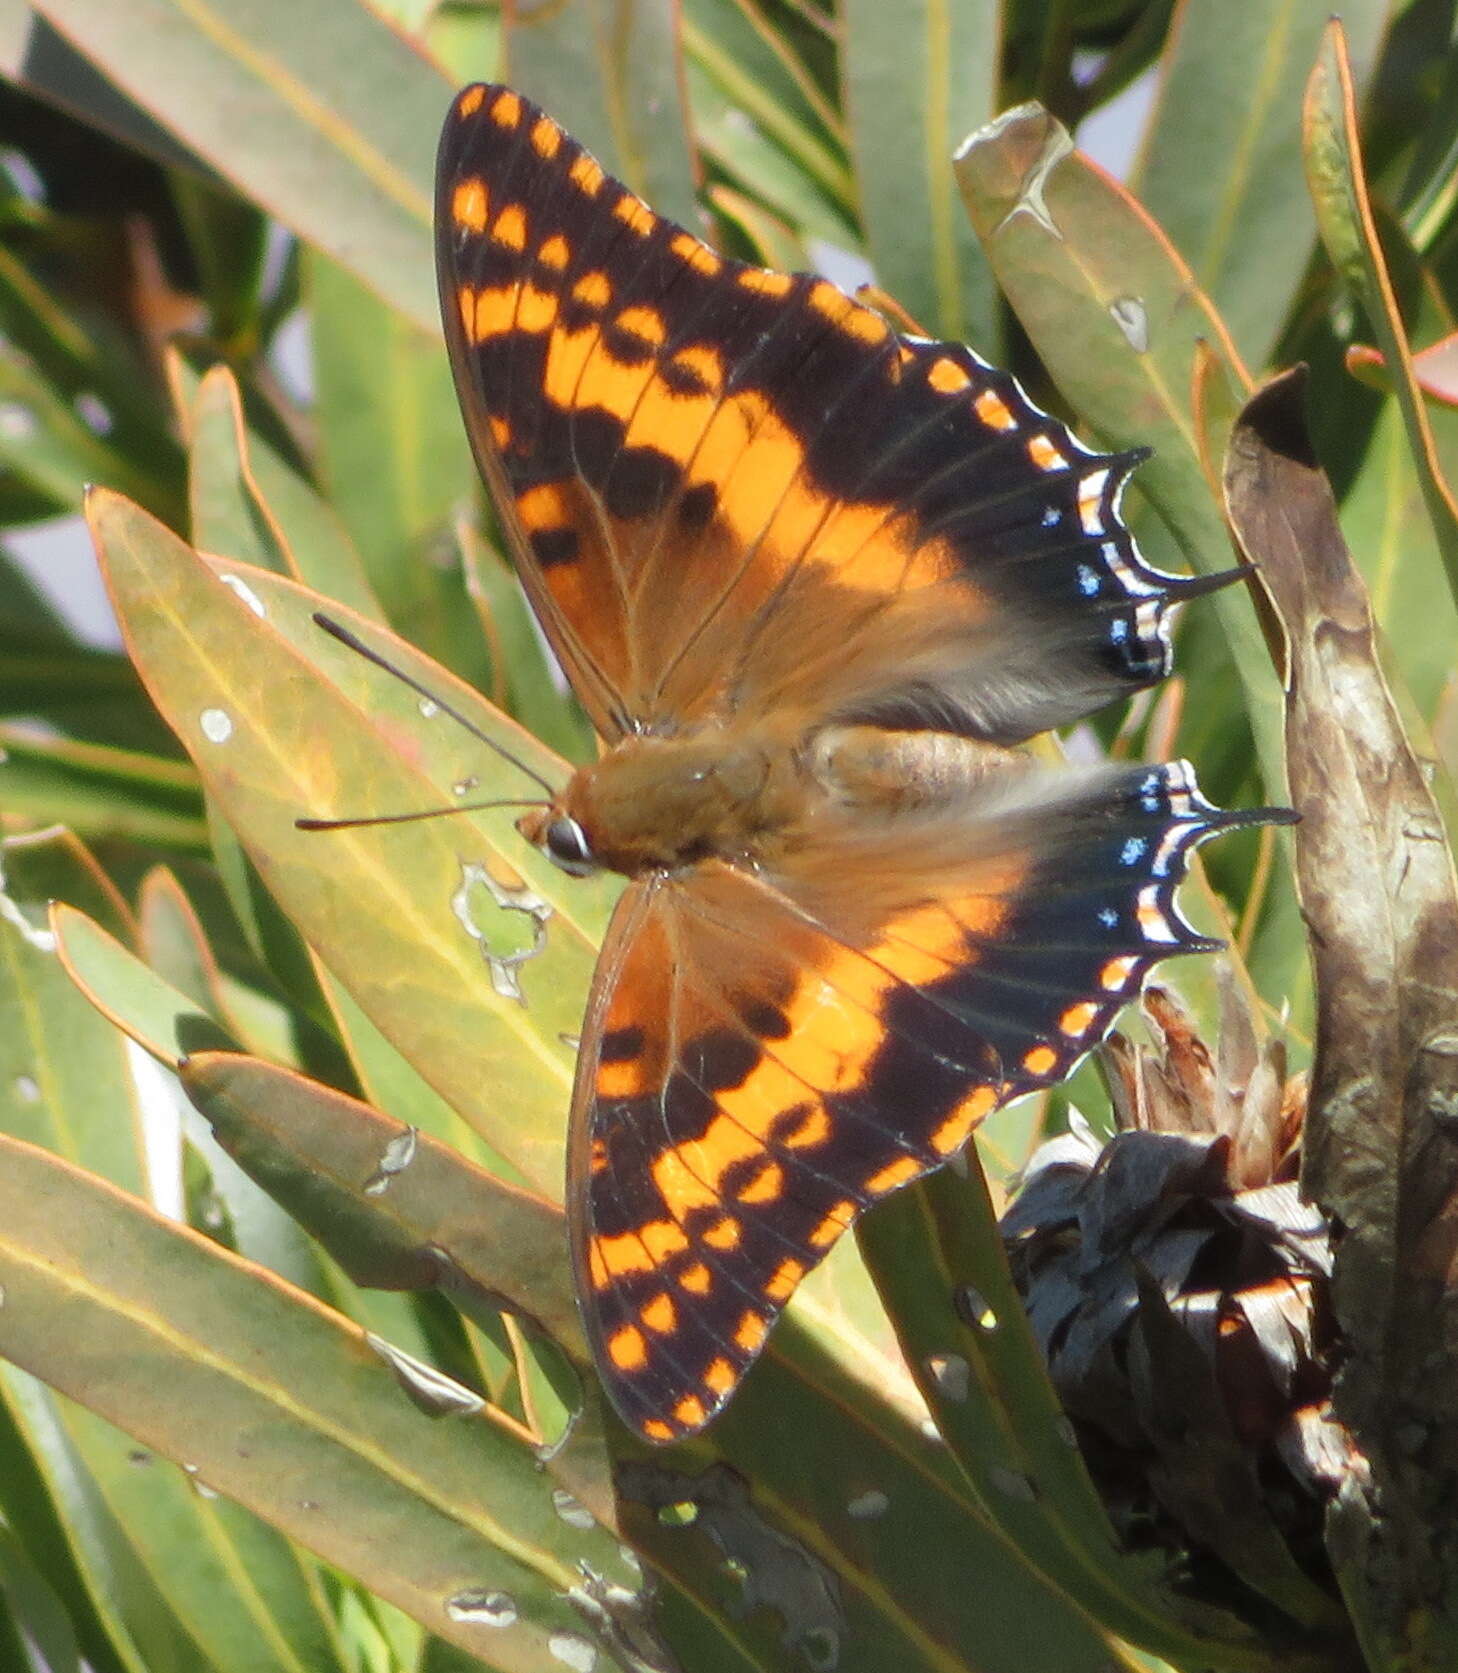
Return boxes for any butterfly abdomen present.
[806,724,1025,815]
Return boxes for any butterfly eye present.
[543,815,597,876]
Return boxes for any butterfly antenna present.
[310,613,559,799]
[297,797,548,833]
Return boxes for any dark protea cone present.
[1001,973,1361,1631]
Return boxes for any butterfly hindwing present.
[436,83,1208,747]
[571,760,1232,1440]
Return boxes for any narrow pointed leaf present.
[842,0,1001,348]
[1132,0,1392,369]
[28,0,450,332]
[179,1051,582,1352]
[1303,18,1458,605]
[0,831,147,1189]
[0,1132,643,1672]
[502,0,699,227]
[305,253,486,683]
[52,902,238,1066]
[186,362,381,618]
[89,489,614,1198]
[859,1162,1307,1668]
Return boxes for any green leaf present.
[684,49,856,253]
[28,0,451,332]
[315,965,528,1189]
[684,0,856,236]
[502,0,700,227]
[1131,0,1393,371]
[0,1131,642,1670]
[179,1051,583,1355]
[52,901,238,1066]
[861,1162,1313,1669]
[0,828,148,1190]
[0,725,206,852]
[0,1368,209,1673]
[630,1311,1137,1673]
[0,334,183,524]
[842,0,1001,348]
[183,360,382,618]
[1342,397,1458,726]
[1303,17,1458,608]
[168,173,271,348]
[0,1515,83,1673]
[90,489,613,1199]
[0,239,185,486]
[305,252,487,685]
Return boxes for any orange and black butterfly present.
[435,83,1271,1443]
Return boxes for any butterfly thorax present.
[523,722,1028,881]
[533,727,809,877]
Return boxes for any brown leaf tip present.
[1237,365,1318,470]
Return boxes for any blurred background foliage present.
[0,1,1455,1670]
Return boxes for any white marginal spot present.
[1153,823,1197,877]
[1076,562,1100,596]
[419,698,440,719]
[450,859,552,1004]
[1109,295,1150,353]
[446,1588,518,1627]
[199,708,233,744]
[12,1074,39,1103]
[1098,906,1118,929]
[1120,837,1147,866]
[1137,883,1179,944]
[552,1487,595,1530]
[1077,468,1110,536]
[364,1125,418,1196]
[1135,596,1165,641]
[1042,505,1061,527]
[1102,539,1159,596]
[925,1352,971,1403]
[219,572,266,618]
[547,1629,597,1671]
[452,776,480,797]
[846,1488,889,1520]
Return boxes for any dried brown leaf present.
[1225,366,1458,1653]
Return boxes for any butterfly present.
[434,81,1270,1444]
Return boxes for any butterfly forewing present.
[436,84,1202,747]
[436,82,1259,1444]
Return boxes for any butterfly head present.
[517,803,600,878]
